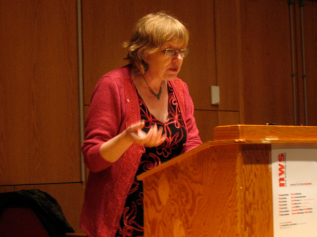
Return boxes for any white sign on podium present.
[272,144,317,237]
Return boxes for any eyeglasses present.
[162,48,189,58]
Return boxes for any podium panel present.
[138,125,317,237]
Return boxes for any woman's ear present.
[142,51,149,62]
[140,52,149,73]
[141,58,149,72]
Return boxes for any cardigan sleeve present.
[82,76,125,172]
[182,82,203,153]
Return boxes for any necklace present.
[142,74,162,100]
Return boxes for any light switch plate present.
[211,86,220,105]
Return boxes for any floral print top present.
[116,83,187,237]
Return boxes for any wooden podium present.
[137,125,317,237]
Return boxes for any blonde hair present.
[123,12,189,73]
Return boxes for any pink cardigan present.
[80,65,202,237]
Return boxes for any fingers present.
[144,124,159,147]
[150,126,167,147]
[128,120,145,133]
[156,128,167,146]
[126,121,145,139]
[143,124,167,147]
[128,122,166,147]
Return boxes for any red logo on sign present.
[278,153,285,187]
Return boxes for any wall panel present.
[194,110,218,143]
[0,0,81,184]
[215,0,241,112]
[0,186,15,193]
[303,1,317,125]
[218,111,240,126]
[240,0,294,125]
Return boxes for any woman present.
[80,12,202,237]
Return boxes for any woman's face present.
[144,40,186,81]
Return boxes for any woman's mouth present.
[169,67,179,72]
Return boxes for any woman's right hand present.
[126,121,167,148]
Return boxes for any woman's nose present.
[173,53,183,61]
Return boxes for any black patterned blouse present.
[116,83,187,237]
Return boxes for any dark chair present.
[0,189,76,237]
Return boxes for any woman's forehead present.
[161,40,186,49]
